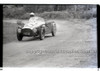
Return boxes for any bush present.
[20,13,30,19]
[80,8,96,19]
[37,11,72,19]
[3,7,26,19]
[37,9,96,20]
[3,6,96,20]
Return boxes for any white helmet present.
[30,12,35,16]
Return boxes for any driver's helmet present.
[30,12,35,17]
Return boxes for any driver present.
[28,12,45,27]
[29,12,37,23]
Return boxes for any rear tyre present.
[52,24,56,36]
[39,27,45,40]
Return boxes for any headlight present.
[17,28,21,33]
[33,28,37,32]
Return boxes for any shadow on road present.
[22,35,53,42]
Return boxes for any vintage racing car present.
[16,17,56,41]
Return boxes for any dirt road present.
[3,19,97,67]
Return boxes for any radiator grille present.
[22,28,33,35]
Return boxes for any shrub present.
[3,6,96,19]
[3,7,26,19]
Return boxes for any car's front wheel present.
[17,32,23,41]
[39,27,45,40]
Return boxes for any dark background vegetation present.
[3,5,96,19]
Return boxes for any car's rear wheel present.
[17,32,23,41]
[39,27,45,40]
[52,24,56,36]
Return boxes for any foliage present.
[3,5,96,19]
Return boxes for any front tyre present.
[39,27,45,40]
[17,32,23,41]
